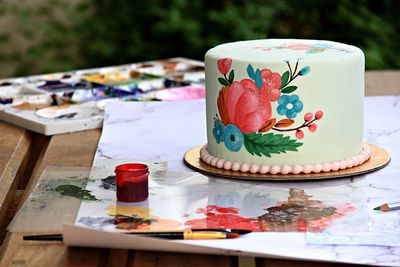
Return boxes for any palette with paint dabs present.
[0,57,205,135]
[81,70,165,94]
[134,58,205,84]
[0,83,50,106]
[35,104,102,120]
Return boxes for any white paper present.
[96,100,206,171]
[75,167,369,234]
[84,96,400,266]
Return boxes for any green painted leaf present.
[280,71,289,89]
[281,86,298,94]
[218,77,229,86]
[228,70,234,84]
[55,184,98,201]
[255,68,262,89]
[243,132,303,158]
[247,64,255,80]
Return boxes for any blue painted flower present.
[212,120,225,144]
[298,66,310,76]
[277,94,303,119]
[312,43,333,49]
[223,124,244,152]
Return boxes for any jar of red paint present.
[115,163,149,202]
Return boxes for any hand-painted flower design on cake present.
[223,124,244,152]
[226,80,270,133]
[286,43,313,50]
[217,58,232,75]
[255,43,351,54]
[277,94,303,119]
[212,120,225,144]
[212,58,324,158]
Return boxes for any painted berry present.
[304,112,313,121]
[298,66,310,76]
[308,123,317,132]
[295,129,304,139]
[315,111,323,120]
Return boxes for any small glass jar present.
[115,163,149,202]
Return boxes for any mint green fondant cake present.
[201,39,370,174]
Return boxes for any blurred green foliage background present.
[0,0,399,78]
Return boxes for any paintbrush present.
[23,229,251,241]
[373,201,400,212]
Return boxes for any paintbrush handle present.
[23,230,237,241]
[23,234,63,241]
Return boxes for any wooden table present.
[0,71,399,267]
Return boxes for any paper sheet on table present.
[95,100,206,171]
[8,166,91,232]
[74,161,369,235]
[90,96,400,266]
[306,96,400,246]
[8,162,167,232]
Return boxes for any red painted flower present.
[185,205,261,231]
[226,79,271,133]
[285,43,312,50]
[260,69,282,102]
[217,58,232,75]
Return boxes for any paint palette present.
[154,86,205,101]
[0,84,50,105]
[134,58,205,84]
[35,105,100,120]
[0,57,205,135]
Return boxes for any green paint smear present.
[55,184,98,201]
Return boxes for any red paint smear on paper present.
[187,202,356,233]
[307,203,356,232]
[187,205,261,231]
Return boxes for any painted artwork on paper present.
[213,58,323,157]
[74,161,368,235]
[7,166,95,232]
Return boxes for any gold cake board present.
[183,144,390,181]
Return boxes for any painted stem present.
[272,118,317,132]
[282,73,300,88]
[224,74,230,85]
[282,60,300,88]
[286,61,292,78]
[293,60,299,75]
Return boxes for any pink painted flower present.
[226,79,271,133]
[217,58,232,75]
[285,43,312,50]
[254,46,272,51]
[260,69,281,101]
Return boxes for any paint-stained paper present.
[75,163,369,234]
[8,166,91,232]
[8,161,167,232]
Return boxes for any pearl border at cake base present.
[183,143,390,181]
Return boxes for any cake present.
[201,39,371,174]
